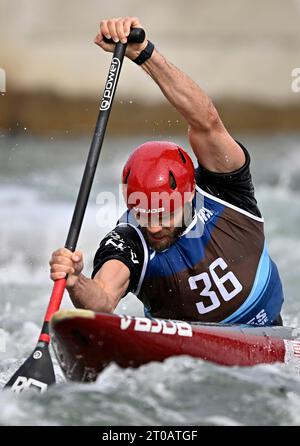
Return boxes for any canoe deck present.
[50,309,300,382]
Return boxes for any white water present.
[0,133,300,425]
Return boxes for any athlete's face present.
[136,203,193,252]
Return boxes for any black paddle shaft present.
[65,28,145,251]
[4,28,145,394]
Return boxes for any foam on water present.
[1,357,300,426]
[0,133,300,425]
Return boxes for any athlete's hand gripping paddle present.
[4,28,145,393]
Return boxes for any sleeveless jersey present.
[92,145,284,325]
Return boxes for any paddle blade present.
[4,341,55,393]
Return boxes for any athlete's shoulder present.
[195,142,262,218]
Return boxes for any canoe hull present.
[50,310,300,382]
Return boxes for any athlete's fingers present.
[49,255,74,268]
[96,17,145,55]
[116,19,127,44]
[128,16,141,29]
[96,21,115,51]
[94,38,115,53]
[123,17,132,37]
[100,20,111,39]
[72,251,83,263]
[50,271,68,281]
[52,248,73,259]
[50,264,75,275]
[107,19,119,42]
[94,32,103,45]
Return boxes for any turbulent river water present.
[0,132,300,426]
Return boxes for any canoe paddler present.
[50,16,284,325]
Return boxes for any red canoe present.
[50,309,300,382]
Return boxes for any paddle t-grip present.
[103,27,145,44]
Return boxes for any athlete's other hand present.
[94,16,147,60]
[49,248,84,288]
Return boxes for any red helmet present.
[122,141,195,214]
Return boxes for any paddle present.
[4,27,145,393]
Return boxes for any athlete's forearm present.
[67,274,115,313]
[142,48,221,131]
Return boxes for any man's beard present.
[140,203,194,252]
[141,225,184,252]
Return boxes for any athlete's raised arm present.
[95,16,245,173]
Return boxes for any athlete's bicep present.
[188,124,245,173]
[93,259,130,308]
[92,225,146,295]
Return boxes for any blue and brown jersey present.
[92,144,284,326]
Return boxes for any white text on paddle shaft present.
[100,58,120,110]
[119,315,193,337]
